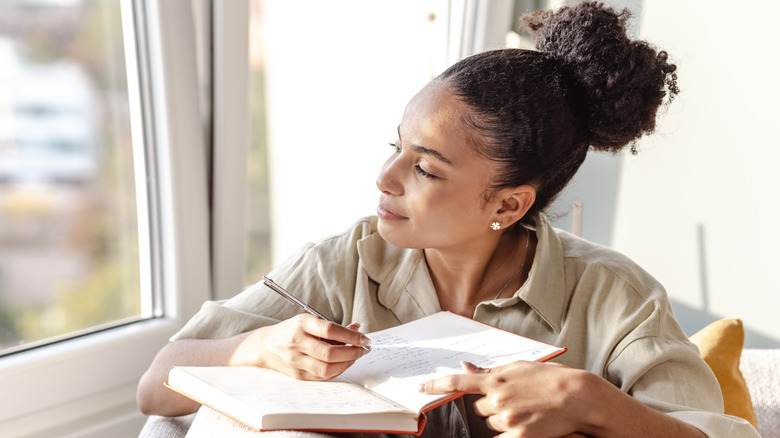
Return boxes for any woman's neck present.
[425,226,535,317]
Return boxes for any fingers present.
[253,314,373,381]
[420,360,586,437]
[419,372,487,395]
[301,315,371,349]
[286,315,370,379]
[284,350,363,381]
[462,361,490,374]
[419,360,499,394]
[472,394,496,418]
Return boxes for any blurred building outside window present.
[0,0,148,354]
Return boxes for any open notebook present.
[166,311,566,435]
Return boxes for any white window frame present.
[0,1,211,436]
[210,0,250,301]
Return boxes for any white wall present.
[261,0,448,263]
[555,0,780,347]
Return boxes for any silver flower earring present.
[490,221,501,231]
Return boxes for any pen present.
[262,276,370,351]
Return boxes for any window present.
[0,0,150,356]
[0,1,210,435]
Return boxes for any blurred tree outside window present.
[0,0,147,354]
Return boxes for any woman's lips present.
[377,203,407,221]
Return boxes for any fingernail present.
[417,383,426,393]
[461,361,480,372]
[359,335,371,346]
[462,361,490,373]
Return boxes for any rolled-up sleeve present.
[169,218,375,343]
[170,242,324,342]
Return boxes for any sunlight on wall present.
[610,1,780,346]
[260,0,446,263]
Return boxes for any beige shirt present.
[172,215,758,437]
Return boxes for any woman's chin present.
[377,220,419,249]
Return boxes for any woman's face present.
[376,80,502,251]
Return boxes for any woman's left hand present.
[419,360,592,438]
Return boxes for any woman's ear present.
[496,185,536,225]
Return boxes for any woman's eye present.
[414,164,437,179]
[388,141,437,179]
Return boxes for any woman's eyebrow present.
[411,145,454,166]
[397,125,454,166]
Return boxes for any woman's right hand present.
[232,313,371,381]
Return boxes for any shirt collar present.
[513,214,566,333]
[356,219,437,323]
[357,214,567,331]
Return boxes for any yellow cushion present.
[689,318,757,428]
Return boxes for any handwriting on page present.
[353,332,483,385]
[348,335,535,390]
[333,313,562,413]
[341,313,558,391]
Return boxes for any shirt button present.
[460,427,468,437]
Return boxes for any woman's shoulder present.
[536,214,645,275]
[541,222,685,348]
[288,216,389,269]
[556,228,634,268]
[551,225,667,302]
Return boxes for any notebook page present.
[337,312,563,412]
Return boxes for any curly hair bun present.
[521,2,678,153]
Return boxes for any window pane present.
[0,0,148,353]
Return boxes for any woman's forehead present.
[400,82,472,146]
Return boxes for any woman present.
[138,3,758,437]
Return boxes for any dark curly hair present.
[435,1,678,221]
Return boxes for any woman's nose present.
[376,154,402,195]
